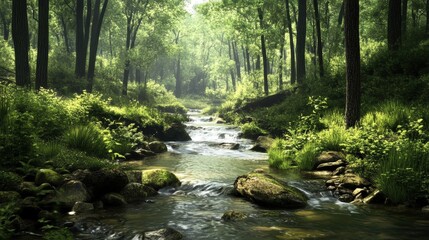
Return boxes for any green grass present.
[317,126,348,152]
[268,139,295,169]
[376,141,429,204]
[240,122,267,140]
[295,142,321,171]
[63,124,107,158]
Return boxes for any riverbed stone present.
[221,210,247,221]
[316,160,346,171]
[250,136,274,153]
[81,169,129,197]
[102,193,127,207]
[55,180,91,208]
[161,123,192,141]
[333,166,346,176]
[338,194,354,203]
[315,151,345,166]
[72,201,94,213]
[149,141,168,153]
[35,169,64,187]
[363,189,386,204]
[120,183,158,203]
[142,169,181,191]
[234,172,308,208]
[352,188,366,197]
[339,174,371,189]
[126,170,143,183]
[144,227,183,240]
[218,143,240,150]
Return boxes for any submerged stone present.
[234,172,308,208]
[142,169,181,191]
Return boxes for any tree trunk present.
[388,0,402,51]
[136,68,141,84]
[278,37,285,90]
[87,0,109,92]
[232,41,241,82]
[402,0,408,40]
[296,0,307,84]
[174,57,182,97]
[313,0,324,77]
[245,46,251,74]
[60,15,70,53]
[257,7,269,96]
[228,40,236,91]
[1,16,10,41]
[241,45,247,74]
[12,0,30,87]
[36,0,49,91]
[285,0,296,84]
[344,0,361,128]
[426,0,429,35]
[75,0,89,78]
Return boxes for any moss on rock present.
[142,169,180,191]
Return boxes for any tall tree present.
[344,0,361,128]
[36,0,49,91]
[87,0,109,92]
[296,0,307,84]
[285,0,296,84]
[173,29,182,98]
[0,1,11,41]
[402,0,408,39]
[257,7,269,95]
[388,0,402,51]
[12,0,30,87]
[75,0,92,78]
[313,0,324,77]
[122,0,149,96]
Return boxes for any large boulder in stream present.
[234,172,308,208]
[144,227,183,240]
[142,169,181,191]
[78,169,129,197]
[160,123,191,141]
[250,136,274,152]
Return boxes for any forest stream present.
[66,110,429,240]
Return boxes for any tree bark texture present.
[285,0,296,84]
[344,0,361,128]
[228,40,236,91]
[36,0,49,91]
[401,0,407,40]
[87,0,109,92]
[257,7,269,96]
[12,0,31,87]
[296,0,307,84]
[388,0,402,51]
[313,0,324,77]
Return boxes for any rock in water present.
[142,169,181,191]
[120,183,158,203]
[221,210,247,221]
[250,136,274,153]
[149,141,168,153]
[55,180,91,208]
[144,228,183,240]
[234,172,307,208]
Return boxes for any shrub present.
[317,126,348,152]
[51,148,116,172]
[104,121,144,158]
[295,142,321,171]
[240,122,267,140]
[63,124,107,158]
[0,203,18,240]
[362,101,410,131]
[376,141,429,204]
[0,171,22,191]
[268,139,295,169]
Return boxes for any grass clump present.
[295,142,321,171]
[268,139,295,169]
[63,124,107,158]
[0,171,22,191]
[317,126,348,152]
[240,122,267,140]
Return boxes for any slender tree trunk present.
[60,15,70,53]
[12,0,30,87]
[313,0,324,77]
[136,68,141,84]
[174,57,182,97]
[402,0,408,40]
[228,40,236,91]
[338,1,345,26]
[426,0,429,35]
[245,46,251,74]
[278,37,285,90]
[232,41,241,82]
[258,7,269,96]
[241,45,247,74]
[75,0,89,78]
[1,16,10,41]
[296,0,307,84]
[36,0,49,91]
[344,0,361,128]
[285,0,296,84]
[87,0,109,92]
[388,0,402,51]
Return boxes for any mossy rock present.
[148,141,168,153]
[234,172,308,208]
[120,183,158,203]
[142,169,181,191]
[35,169,64,187]
[81,168,129,197]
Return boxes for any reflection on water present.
[71,111,429,239]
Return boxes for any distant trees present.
[12,0,30,87]
[344,0,361,128]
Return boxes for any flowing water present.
[70,110,429,239]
